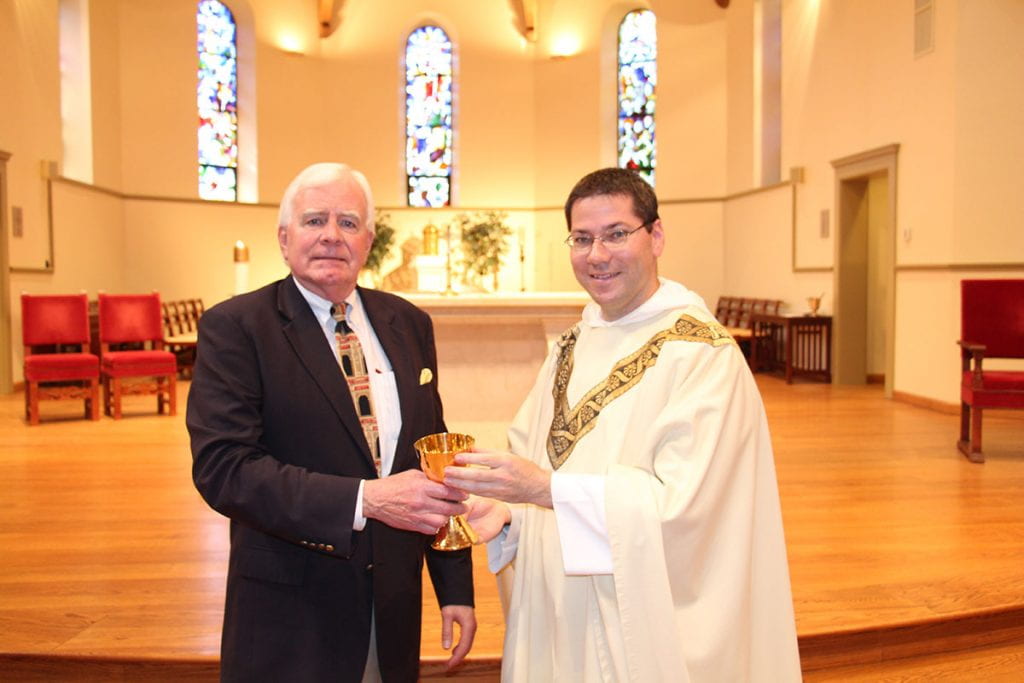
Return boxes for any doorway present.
[0,150,12,394]
[830,144,899,397]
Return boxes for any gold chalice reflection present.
[413,432,480,551]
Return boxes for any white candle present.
[233,240,250,295]
[519,226,526,292]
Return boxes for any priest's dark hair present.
[563,167,659,231]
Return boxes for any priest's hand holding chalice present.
[442,445,555,544]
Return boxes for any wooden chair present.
[715,296,734,323]
[726,298,745,327]
[171,301,191,330]
[161,298,202,378]
[21,293,100,425]
[186,298,205,324]
[957,279,1024,462]
[98,293,178,419]
[737,298,755,328]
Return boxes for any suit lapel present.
[277,278,376,470]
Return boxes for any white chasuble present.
[490,279,802,682]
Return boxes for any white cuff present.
[486,504,523,573]
[551,472,612,575]
[353,480,367,531]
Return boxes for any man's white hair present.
[277,162,376,233]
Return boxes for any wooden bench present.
[715,296,783,342]
[715,297,784,366]
[161,299,203,378]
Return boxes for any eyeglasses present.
[564,223,651,252]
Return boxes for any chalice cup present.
[807,296,821,316]
[413,432,480,551]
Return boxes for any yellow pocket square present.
[419,368,433,385]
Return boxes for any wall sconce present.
[277,34,305,55]
[550,33,581,59]
[233,240,250,295]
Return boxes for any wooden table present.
[750,313,832,383]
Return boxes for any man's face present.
[278,177,373,303]
[568,193,664,321]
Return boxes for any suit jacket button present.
[300,541,308,546]
[325,545,335,553]
[365,563,373,571]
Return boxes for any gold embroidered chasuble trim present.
[546,313,734,470]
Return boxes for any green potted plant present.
[364,212,396,287]
[455,211,512,291]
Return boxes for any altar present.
[397,292,589,430]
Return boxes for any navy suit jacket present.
[187,276,473,682]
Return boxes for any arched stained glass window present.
[618,10,656,185]
[197,0,238,201]
[405,25,453,207]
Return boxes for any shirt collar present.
[291,276,362,327]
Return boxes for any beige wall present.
[780,0,959,269]
[952,0,1024,262]
[2,0,62,271]
[658,201,726,306]
[726,0,756,192]
[90,0,123,190]
[723,184,831,314]
[117,1,198,198]
[2,0,1022,404]
[652,8,729,198]
[122,199,285,305]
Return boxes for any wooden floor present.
[1,377,1023,680]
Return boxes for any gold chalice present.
[807,296,822,316]
[413,432,480,551]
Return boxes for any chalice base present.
[433,514,480,551]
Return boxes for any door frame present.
[830,143,899,397]
[0,150,13,393]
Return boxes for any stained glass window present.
[405,25,453,207]
[197,0,237,201]
[618,10,656,185]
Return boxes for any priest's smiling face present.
[568,193,664,321]
[278,177,373,303]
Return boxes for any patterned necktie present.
[331,304,381,476]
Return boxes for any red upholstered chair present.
[957,279,1024,463]
[98,293,177,419]
[21,293,100,425]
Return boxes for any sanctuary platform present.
[1,375,1023,681]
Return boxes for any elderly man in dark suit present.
[187,162,475,682]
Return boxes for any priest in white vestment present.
[445,168,802,682]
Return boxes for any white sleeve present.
[486,504,524,573]
[551,472,613,575]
